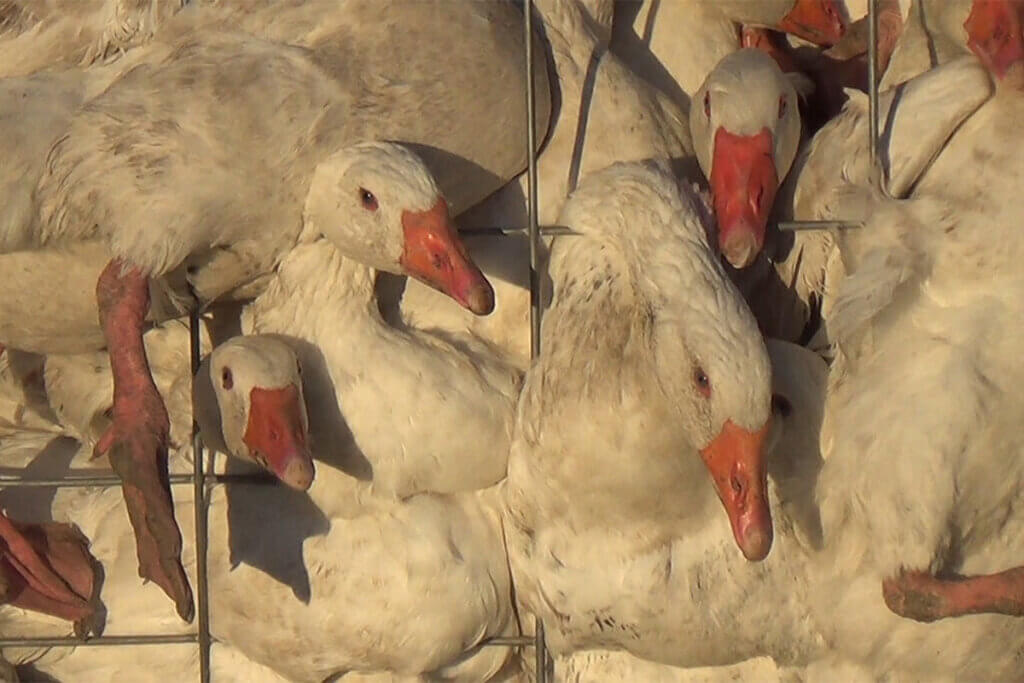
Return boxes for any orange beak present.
[242,384,315,491]
[964,0,1024,81]
[710,127,779,269]
[400,198,495,316]
[699,419,773,561]
[777,0,847,47]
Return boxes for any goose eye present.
[358,188,378,211]
[703,91,711,118]
[778,95,787,120]
[694,367,711,397]
[296,359,302,376]
[221,367,234,390]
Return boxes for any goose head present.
[964,0,1024,82]
[557,161,775,561]
[305,141,494,315]
[691,48,803,269]
[195,336,314,491]
[720,0,848,47]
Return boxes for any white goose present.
[32,321,316,490]
[550,339,834,681]
[0,0,553,353]
[610,0,847,103]
[502,160,785,667]
[1,20,537,616]
[244,142,522,499]
[0,336,518,683]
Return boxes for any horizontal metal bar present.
[0,634,201,647]
[481,636,534,647]
[0,472,277,488]
[777,220,863,232]
[463,221,861,236]
[459,225,578,236]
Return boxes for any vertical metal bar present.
[867,0,881,185]
[524,2,549,678]
[524,0,542,360]
[189,310,211,683]
[534,616,548,683]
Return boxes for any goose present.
[0,339,518,683]
[609,0,847,104]
[502,204,872,673]
[33,325,316,491]
[502,160,781,663]
[243,144,522,499]
[3,22,538,618]
[0,1,554,354]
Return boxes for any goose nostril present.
[751,185,765,213]
[731,474,744,496]
[430,251,449,271]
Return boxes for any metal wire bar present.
[534,617,548,683]
[0,473,276,488]
[0,634,199,648]
[460,225,578,237]
[868,0,881,184]
[482,636,534,647]
[777,220,863,232]
[189,310,212,683]
[523,1,549,680]
[525,0,542,363]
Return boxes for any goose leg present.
[0,512,101,636]
[883,568,1024,622]
[94,259,193,622]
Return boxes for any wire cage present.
[0,0,890,681]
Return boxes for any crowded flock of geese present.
[0,0,1021,680]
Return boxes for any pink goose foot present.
[883,567,1024,622]
[95,259,193,622]
[0,512,101,636]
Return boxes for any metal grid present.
[0,0,892,681]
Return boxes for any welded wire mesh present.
[0,1,888,682]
